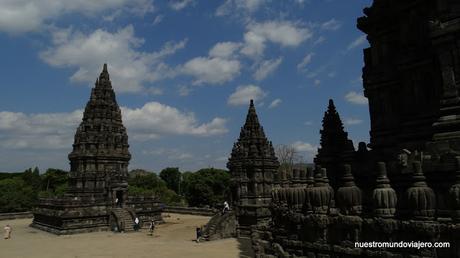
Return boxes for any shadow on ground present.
[237,237,255,258]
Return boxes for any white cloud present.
[292,141,317,153]
[216,0,266,16]
[178,85,192,96]
[249,21,312,47]
[147,87,163,95]
[254,57,283,81]
[320,19,342,31]
[209,42,241,58]
[312,36,326,46]
[143,148,194,160]
[347,35,367,50]
[153,15,164,25]
[241,21,312,58]
[344,118,363,125]
[40,26,187,93]
[0,110,83,150]
[297,52,314,72]
[0,102,227,150]
[241,31,266,58]
[182,57,241,85]
[344,91,368,105]
[103,10,122,22]
[314,79,321,86]
[268,99,282,109]
[327,72,336,78]
[291,141,317,162]
[122,102,228,139]
[170,0,194,11]
[228,85,267,106]
[0,0,154,34]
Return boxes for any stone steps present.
[203,211,235,241]
[112,208,135,232]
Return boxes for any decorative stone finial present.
[405,161,436,220]
[310,167,333,214]
[337,164,362,215]
[373,162,397,218]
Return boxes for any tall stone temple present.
[32,64,162,234]
[227,0,460,257]
[227,100,279,236]
[314,99,355,189]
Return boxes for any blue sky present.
[0,0,372,172]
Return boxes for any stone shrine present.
[227,100,279,237]
[31,64,162,234]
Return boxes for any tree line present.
[0,167,230,213]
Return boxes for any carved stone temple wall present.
[227,0,460,257]
[31,64,162,234]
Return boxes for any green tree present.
[22,167,42,191]
[159,167,181,193]
[0,177,36,212]
[128,170,184,205]
[182,168,230,207]
[40,168,68,193]
[128,172,165,189]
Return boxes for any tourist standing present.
[4,224,12,239]
[222,201,230,214]
[119,220,124,233]
[196,227,202,243]
[134,217,140,231]
[149,220,155,236]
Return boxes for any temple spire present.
[244,99,261,129]
[315,99,356,189]
[96,63,111,88]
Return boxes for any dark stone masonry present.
[227,0,460,257]
[31,64,162,235]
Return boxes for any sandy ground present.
[0,214,242,258]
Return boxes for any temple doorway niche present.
[115,190,123,207]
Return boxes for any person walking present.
[4,225,12,239]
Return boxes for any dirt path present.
[0,213,240,258]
